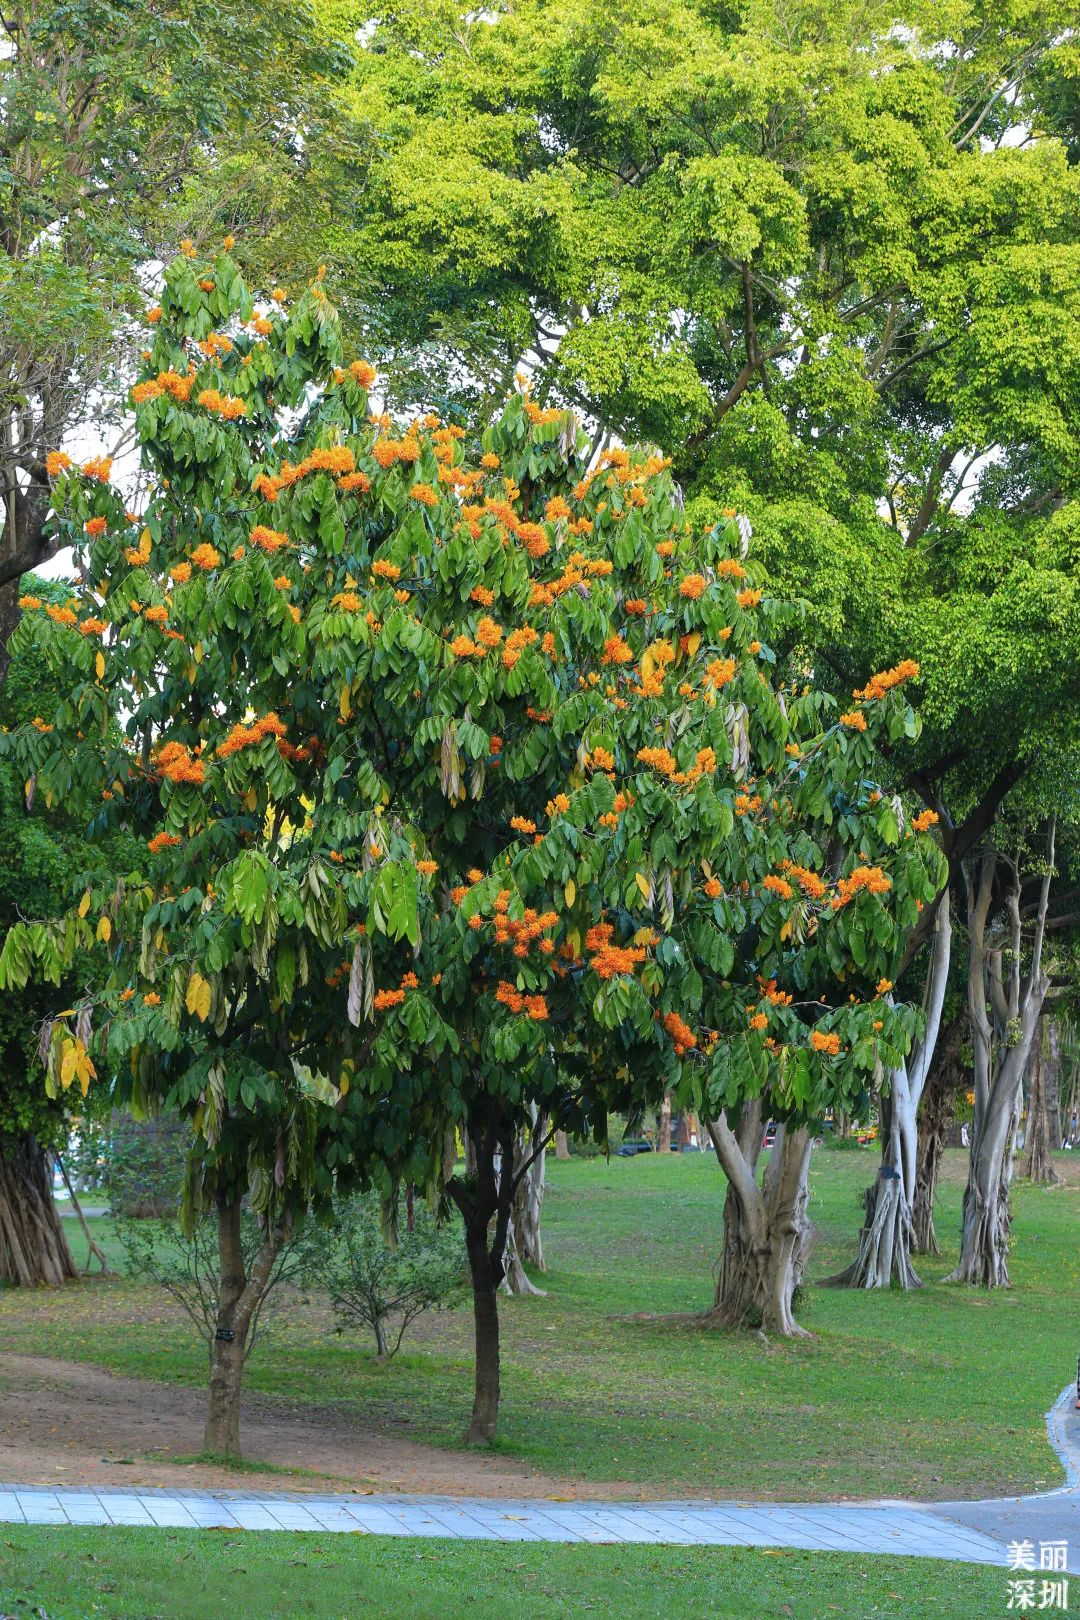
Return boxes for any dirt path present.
[0,1354,644,1500]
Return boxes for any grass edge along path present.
[0,1529,1025,1620]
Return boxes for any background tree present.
[0,0,365,653]
[0,573,123,1283]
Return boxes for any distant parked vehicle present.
[763,1121,777,1148]
[615,1139,655,1156]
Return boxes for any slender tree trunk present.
[1020,1021,1061,1185]
[0,1132,78,1286]
[448,1104,516,1445]
[554,1130,570,1160]
[203,1193,286,1458]
[1044,1019,1062,1152]
[373,1316,390,1359]
[657,1092,672,1153]
[703,1107,813,1337]
[55,1154,110,1275]
[829,892,952,1288]
[464,1216,501,1443]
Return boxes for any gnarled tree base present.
[0,1134,77,1286]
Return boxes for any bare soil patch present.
[0,1353,652,1500]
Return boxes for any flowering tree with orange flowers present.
[0,243,944,1450]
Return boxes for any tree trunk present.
[829,891,952,1288]
[704,1108,813,1337]
[1020,1021,1061,1185]
[447,1105,516,1446]
[373,1315,390,1359]
[202,1193,286,1458]
[657,1092,672,1153]
[948,830,1054,1287]
[912,1012,968,1255]
[0,1132,78,1286]
[464,1216,501,1444]
[1044,1019,1063,1152]
[554,1130,570,1160]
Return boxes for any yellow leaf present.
[686,631,701,658]
[186,663,197,685]
[186,971,212,1022]
[635,873,651,899]
[338,1073,350,1097]
[244,785,257,812]
[193,642,204,665]
[95,651,106,680]
[563,878,576,908]
[78,890,92,918]
[339,683,352,721]
[139,527,152,562]
[96,916,112,943]
[59,1041,77,1091]
[779,916,794,943]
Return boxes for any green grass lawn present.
[3,1147,1077,1501]
[0,1527,1023,1620]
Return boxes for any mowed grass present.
[0,1528,1020,1620]
[4,1147,1078,1501]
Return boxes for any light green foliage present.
[321,0,1080,829]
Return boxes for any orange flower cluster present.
[332,360,377,388]
[18,594,41,609]
[82,457,113,482]
[602,635,634,665]
[78,618,107,636]
[839,710,867,731]
[624,598,647,615]
[147,832,182,854]
[250,525,289,553]
[762,874,795,900]
[252,447,356,501]
[502,625,539,669]
[834,866,892,907]
[586,923,648,981]
[191,543,221,571]
[338,471,372,494]
[679,574,706,599]
[45,603,77,627]
[588,746,615,773]
[197,388,247,420]
[598,788,633,829]
[705,657,736,689]
[749,1012,769,1031]
[374,988,405,1011]
[704,876,722,898]
[716,559,747,580]
[476,616,503,649]
[876,978,893,995]
[510,816,537,835]
[734,793,763,815]
[491,899,559,963]
[155,742,206,785]
[417,859,438,876]
[662,1010,697,1056]
[144,605,169,627]
[911,809,939,832]
[217,712,287,758]
[372,559,401,581]
[637,746,677,777]
[854,660,919,702]
[810,1030,841,1055]
[84,516,107,538]
[197,332,233,359]
[736,588,761,609]
[410,483,438,507]
[780,861,827,900]
[495,981,549,1020]
[373,437,420,468]
[45,451,72,478]
[331,591,362,612]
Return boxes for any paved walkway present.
[1,1387,1076,1567]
